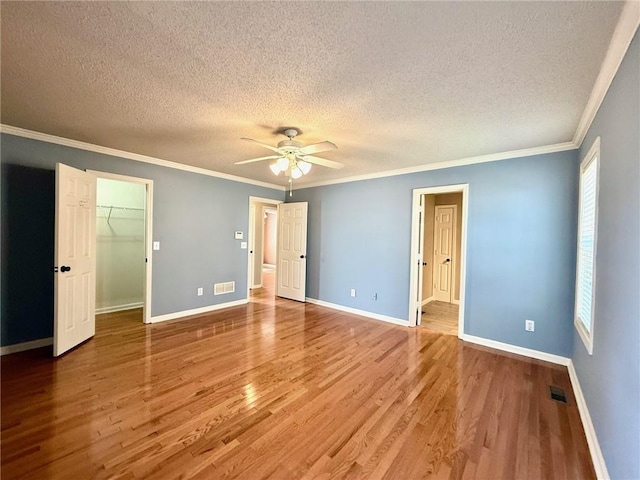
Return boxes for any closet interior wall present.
[96,178,146,314]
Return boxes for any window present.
[575,137,600,354]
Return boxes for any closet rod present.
[96,205,144,211]
[97,205,144,225]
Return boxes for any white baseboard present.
[305,298,409,327]
[1,337,53,356]
[96,302,143,315]
[460,334,570,366]
[421,296,434,306]
[262,264,276,269]
[567,361,610,479]
[149,299,248,324]
[452,299,460,305]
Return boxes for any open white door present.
[416,195,425,325]
[54,163,97,356]
[276,202,307,302]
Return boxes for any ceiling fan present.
[235,129,343,195]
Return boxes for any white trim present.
[0,124,285,191]
[305,298,409,327]
[457,187,469,340]
[1,337,53,355]
[249,203,258,289]
[574,137,600,355]
[149,299,248,324]
[461,334,570,366]
[95,302,143,315]
[573,2,640,147]
[297,142,576,189]
[452,299,460,305]
[0,126,577,192]
[89,170,154,324]
[567,361,610,480]
[421,296,434,306]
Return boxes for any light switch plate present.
[240,242,247,249]
[153,241,160,251]
[235,231,244,240]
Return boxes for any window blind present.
[576,156,598,332]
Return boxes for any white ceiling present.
[1,1,625,187]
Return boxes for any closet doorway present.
[89,170,153,324]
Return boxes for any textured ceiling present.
[1,1,624,187]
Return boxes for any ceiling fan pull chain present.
[289,177,293,197]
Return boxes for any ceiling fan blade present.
[300,155,344,169]
[241,138,282,154]
[299,141,338,155]
[234,155,281,165]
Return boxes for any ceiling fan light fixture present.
[290,166,303,179]
[269,162,282,175]
[298,160,312,175]
[277,157,289,171]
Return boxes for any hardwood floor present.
[1,282,595,479]
[421,301,459,336]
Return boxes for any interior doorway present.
[89,170,153,324]
[409,184,468,336]
[247,196,282,298]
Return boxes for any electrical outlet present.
[350,289,356,297]
[197,287,203,296]
[525,319,535,332]
[153,241,160,251]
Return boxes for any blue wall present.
[1,134,284,346]
[572,31,639,480]
[294,149,579,357]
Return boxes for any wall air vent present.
[214,281,235,295]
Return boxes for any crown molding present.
[297,141,577,190]
[573,0,640,148]
[0,124,286,191]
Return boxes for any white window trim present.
[574,137,600,355]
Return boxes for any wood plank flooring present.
[421,301,459,336]
[1,280,595,479]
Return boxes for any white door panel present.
[433,205,454,303]
[277,202,307,302]
[54,163,96,356]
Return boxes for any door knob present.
[444,258,451,263]
[422,262,428,266]
[60,266,71,272]
[300,255,306,259]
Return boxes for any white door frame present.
[88,170,154,324]
[249,203,259,289]
[409,184,468,338]
[247,196,283,298]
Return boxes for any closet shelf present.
[97,205,145,225]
